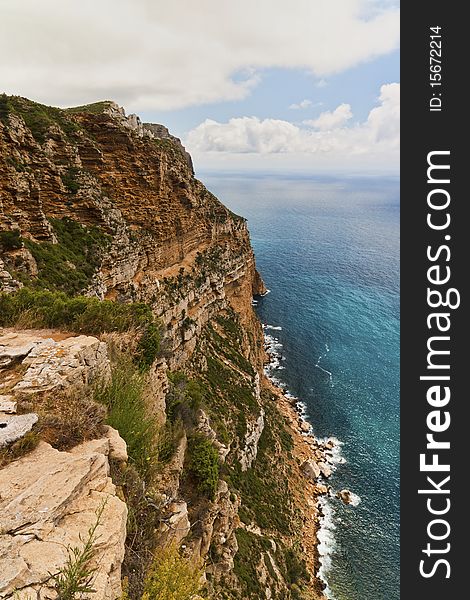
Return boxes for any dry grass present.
[34,388,107,451]
[14,387,107,454]
[0,431,41,468]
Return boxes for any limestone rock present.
[239,409,265,471]
[105,426,128,463]
[196,409,230,462]
[337,489,353,505]
[0,413,38,447]
[157,501,191,548]
[0,396,16,414]
[0,439,127,599]
[9,333,110,394]
[301,459,321,480]
[195,480,241,577]
[0,333,39,368]
[318,462,332,478]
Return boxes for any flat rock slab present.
[0,332,45,369]
[0,413,38,447]
[0,333,111,394]
[301,459,321,480]
[0,439,127,599]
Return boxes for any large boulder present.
[14,334,110,394]
[0,437,127,599]
[301,459,321,480]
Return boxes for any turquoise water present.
[202,173,400,600]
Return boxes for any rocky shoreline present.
[262,329,357,599]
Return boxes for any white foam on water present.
[318,436,346,469]
[261,327,355,598]
[317,497,338,599]
[314,343,333,383]
[348,492,362,507]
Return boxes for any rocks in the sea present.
[316,484,330,495]
[317,462,332,478]
[301,459,321,480]
[0,413,38,447]
[337,489,353,505]
[300,420,311,433]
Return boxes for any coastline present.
[261,325,354,600]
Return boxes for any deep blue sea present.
[201,172,400,600]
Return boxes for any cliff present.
[0,95,325,600]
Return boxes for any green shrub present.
[142,543,206,600]
[0,230,22,251]
[0,288,162,369]
[226,406,294,535]
[233,529,272,598]
[0,94,9,124]
[136,322,161,371]
[0,95,80,143]
[165,373,205,425]
[187,434,219,500]
[0,287,147,329]
[61,168,81,194]
[65,101,114,115]
[284,547,310,586]
[94,359,158,478]
[23,217,110,294]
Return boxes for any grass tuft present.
[94,358,158,478]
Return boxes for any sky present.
[0,0,399,174]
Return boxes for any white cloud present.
[289,99,313,110]
[0,0,399,110]
[187,117,301,153]
[316,79,328,88]
[186,83,399,170]
[304,103,353,130]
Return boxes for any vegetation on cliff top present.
[0,287,162,370]
[64,100,115,115]
[0,94,81,143]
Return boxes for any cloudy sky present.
[0,0,399,173]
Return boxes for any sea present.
[201,172,400,600]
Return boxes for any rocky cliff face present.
[0,95,324,600]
